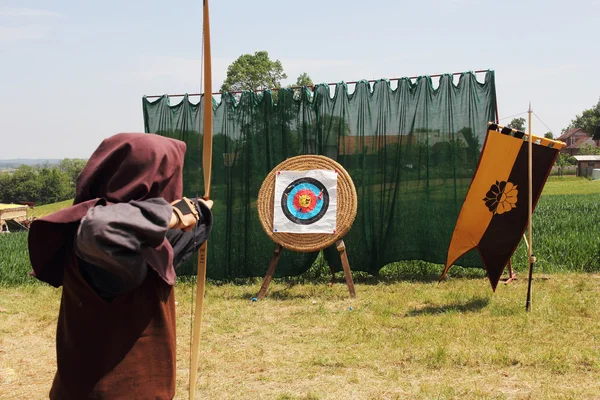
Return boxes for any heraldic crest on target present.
[256,155,358,299]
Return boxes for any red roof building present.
[556,128,599,155]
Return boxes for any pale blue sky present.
[1,0,599,159]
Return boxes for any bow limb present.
[189,0,212,398]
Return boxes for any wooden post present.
[336,240,356,298]
[525,103,534,312]
[256,244,283,300]
[504,233,531,285]
[504,259,517,284]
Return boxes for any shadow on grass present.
[255,290,316,301]
[176,259,490,289]
[406,297,490,317]
[231,287,330,301]
[273,264,487,287]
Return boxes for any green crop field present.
[28,199,73,218]
[0,232,31,287]
[2,176,598,286]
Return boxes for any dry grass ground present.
[2,272,600,399]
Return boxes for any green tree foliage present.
[0,172,14,203]
[555,153,569,169]
[288,73,314,101]
[578,143,600,156]
[58,158,88,183]
[544,132,554,139]
[220,51,287,93]
[555,153,576,176]
[0,160,85,205]
[7,166,41,203]
[37,167,73,204]
[295,72,313,87]
[571,97,600,136]
[507,117,526,131]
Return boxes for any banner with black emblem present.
[440,123,564,290]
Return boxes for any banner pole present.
[525,102,534,312]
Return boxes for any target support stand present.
[256,244,283,300]
[256,155,358,301]
[256,240,356,300]
[335,239,356,297]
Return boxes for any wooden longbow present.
[189,0,212,397]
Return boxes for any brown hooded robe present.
[28,133,188,399]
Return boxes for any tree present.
[9,165,41,203]
[571,97,600,136]
[288,73,314,100]
[58,158,87,184]
[555,153,574,176]
[544,132,554,139]
[0,172,12,202]
[507,117,526,131]
[0,160,82,205]
[578,143,600,156]
[294,72,313,87]
[220,51,287,93]
[38,166,73,204]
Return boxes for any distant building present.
[573,155,600,178]
[339,134,423,155]
[557,128,600,156]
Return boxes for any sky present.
[1,0,599,159]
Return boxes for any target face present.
[273,170,337,234]
[281,177,329,225]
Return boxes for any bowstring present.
[189,6,205,378]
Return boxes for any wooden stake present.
[336,240,356,298]
[256,244,283,300]
[525,103,534,312]
[503,259,517,284]
[257,241,356,300]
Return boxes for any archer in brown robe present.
[28,133,212,399]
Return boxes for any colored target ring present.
[281,177,329,225]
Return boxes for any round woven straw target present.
[257,155,357,252]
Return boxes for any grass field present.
[1,273,600,399]
[27,199,73,218]
[0,233,31,286]
[1,176,599,399]
[541,176,600,195]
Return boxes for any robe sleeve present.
[75,198,213,297]
[74,198,172,292]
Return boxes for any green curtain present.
[143,71,497,279]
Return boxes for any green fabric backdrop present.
[143,71,497,279]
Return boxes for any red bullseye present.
[293,189,317,213]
